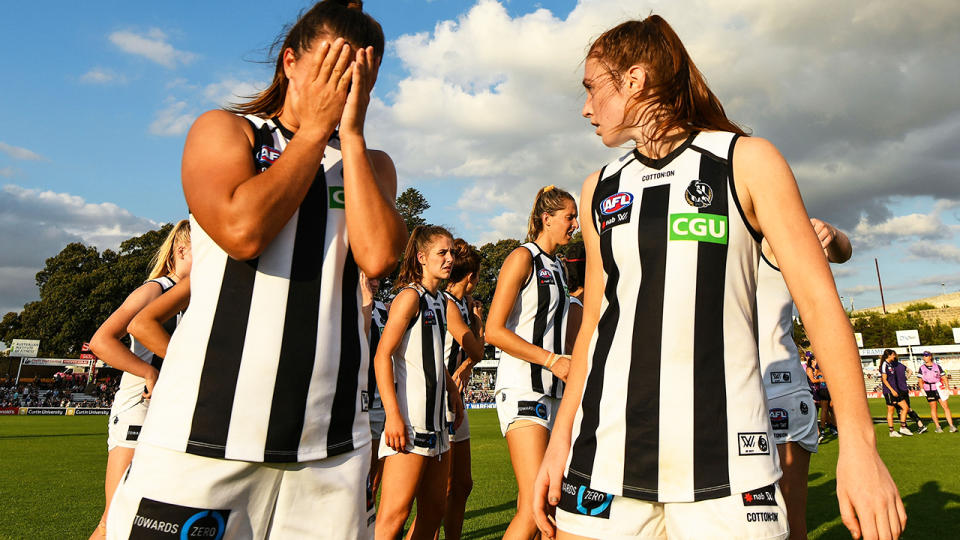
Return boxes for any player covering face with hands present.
[104,2,407,539]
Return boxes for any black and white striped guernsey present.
[567,131,778,502]
[112,277,178,411]
[443,292,471,376]
[494,242,569,399]
[393,284,448,433]
[140,115,369,463]
[367,300,388,410]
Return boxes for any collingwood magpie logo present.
[684,180,713,208]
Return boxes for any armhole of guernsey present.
[759,250,780,273]
[590,164,614,232]
[723,134,763,243]
[403,285,423,332]
[518,244,537,290]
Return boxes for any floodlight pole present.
[875,258,887,314]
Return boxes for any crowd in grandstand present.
[0,376,120,409]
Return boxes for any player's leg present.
[267,445,374,539]
[90,446,135,539]
[375,451,429,540]
[939,394,956,431]
[408,449,452,540]
[928,392,942,432]
[503,422,550,539]
[776,442,811,540]
[443,439,473,540]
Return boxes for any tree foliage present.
[473,239,523,308]
[0,225,173,357]
[851,311,959,349]
[395,187,430,233]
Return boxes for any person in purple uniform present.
[880,349,926,437]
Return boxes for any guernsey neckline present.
[632,131,699,170]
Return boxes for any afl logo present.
[257,145,281,164]
[684,180,713,208]
[599,192,633,215]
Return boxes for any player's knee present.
[451,476,473,501]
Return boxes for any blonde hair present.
[526,185,575,242]
[147,220,191,280]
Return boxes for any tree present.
[0,224,172,357]
[473,238,522,308]
[395,187,430,233]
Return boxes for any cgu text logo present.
[669,213,727,245]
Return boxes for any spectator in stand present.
[880,349,926,436]
[918,351,957,433]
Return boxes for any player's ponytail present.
[526,185,575,243]
[147,220,191,281]
[227,0,384,117]
[394,225,454,291]
[448,238,480,284]
[587,15,747,145]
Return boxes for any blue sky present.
[1,0,958,314]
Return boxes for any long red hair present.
[588,15,747,144]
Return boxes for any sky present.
[0,0,958,316]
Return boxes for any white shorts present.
[106,442,374,540]
[495,388,559,436]
[446,404,471,443]
[555,476,788,540]
[107,396,148,451]
[370,407,385,440]
[767,390,818,453]
[378,426,450,459]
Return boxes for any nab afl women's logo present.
[684,180,713,208]
[600,192,633,215]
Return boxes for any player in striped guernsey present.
[486,186,578,539]
[758,218,851,540]
[375,226,464,540]
[440,238,485,540]
[361,272,390,495]
[562,241,586,356]
[534,15,905,540]
[105,3,407,539]
[87,220,190,540]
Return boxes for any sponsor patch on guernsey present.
[328,186,345,209]
[669,213,728,244]
[559,477,613,519]
[597,192,634,234]
[423,309,437,326]
[256,145,280,165]
[132,498,230,539]
[737,432,770,456]
[742,484,778,507]
[537,268,554,285]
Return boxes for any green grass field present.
[1,399,958,539]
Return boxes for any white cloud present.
[80,67,126,84]
[851,213,948,247]
[908,241,960,263]
[0,185,159,313]
[0,142,44,161]
[364,0,960,242]
[204,78,267,108]
[149,100,196,136]
[0,167,15,178]
[109,28,196,68]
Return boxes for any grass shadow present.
[462,500,516,521]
